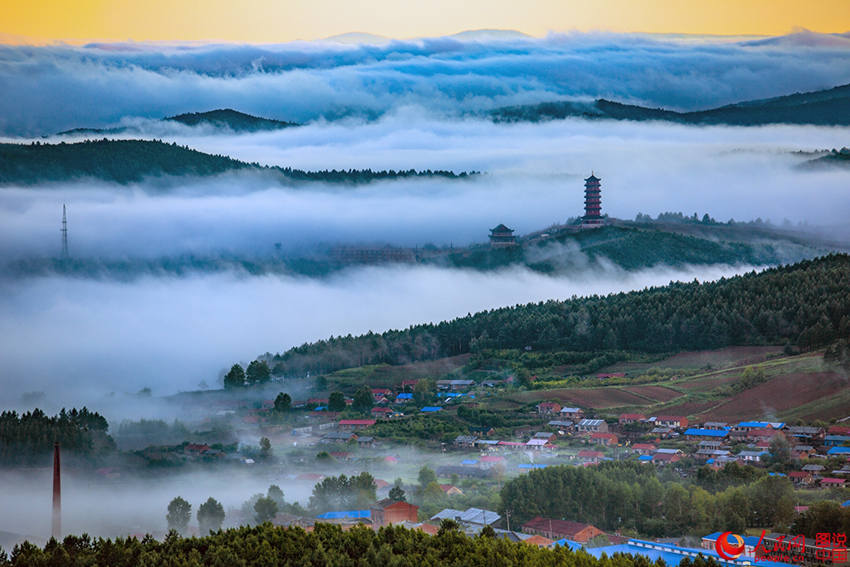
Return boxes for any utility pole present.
[60,204,69,258]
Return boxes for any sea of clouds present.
[2,30,850,135]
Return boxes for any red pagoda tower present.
[582,173,603,228]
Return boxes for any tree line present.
[500,462,797,537]
[263,254,850,377]
[0,140,475,186]
[2,521,726,567]
[0,408,114,466]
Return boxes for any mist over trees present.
[265,254,850,377]
[197,497,225,534]
[0,408,114,465]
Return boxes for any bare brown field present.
[694,371,849,421]
[623,385,683,402]
[530,387,653,409]
[674,373,741,391]
[656,400,718,416]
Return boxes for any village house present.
[630,443,656,455]
[338,419,376,431]
[576,419,608,433]
[436,379,475,391]
[788,471,815,486]
[576,449,604,463]
[696,449,731,460]
[560,407,584,420]
[819,478,846,489]
[431,507,500,528]
[439,484,464,497]
[786,426,825,442]
[371,388,393,402]
[356,436,374,448]
[526,438,554,450]
[371,500,419,527]
[533,431,556,442]
[547,420,574,430]
[701,422,728,430]
[321,431,357,443]
[827,425,850,436]
[698,440,725,450]
[792,445,815,459]
[521,518,604,543]
[684,428,729,440]
[824,434,850,446]
[656,416,688,429]
[453,435,478,448]
[653,448,683,465]
[732,421,784,433]
[537,401,562,415]
[737,450,768,463]
[590,432,618,447]
[619,413,646,425]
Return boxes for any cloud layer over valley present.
[3,31,850,135]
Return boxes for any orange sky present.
[2,0,850,44]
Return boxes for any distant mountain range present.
[490,83,850,126]
[0,139,473,185]
[56,109,299,136]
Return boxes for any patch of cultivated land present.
[622,385,683,402]
[699,371,849,421]
[513,387,653,408]
[598,346,783,374]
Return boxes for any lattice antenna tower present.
[61,204,69,258]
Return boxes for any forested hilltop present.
[166,109,299,131]
[267,254,850,376]
[490,82,850,126]
[0,140,474,186]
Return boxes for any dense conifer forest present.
[267,254,850,376]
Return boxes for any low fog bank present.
[0,467,314,544]
[3,117,850,261]
[0,263,755,408]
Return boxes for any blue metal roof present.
[737,421,771,428]
[461,459,478,465]
[701,533,762,547]
[638,455,653,461]
[552,538,583,551]
[585,539,797,567]
[316,509,371,520]
[842,500,850,507]
[684,428,729,437]
[768,472,787,477]
[518,464,548,469]
[421,406,442,412]
[396,393,413,400]
[827,447,850,455]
